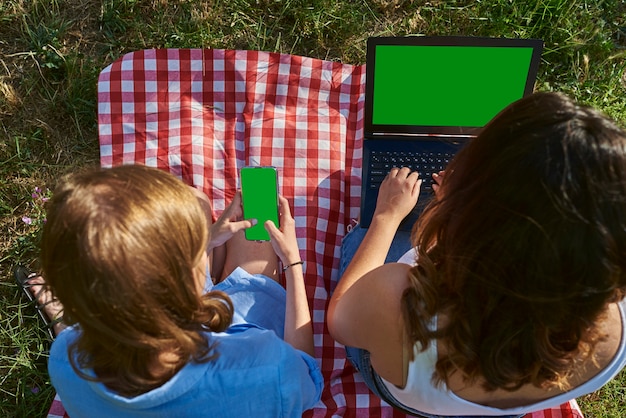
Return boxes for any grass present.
[1,0,625,416]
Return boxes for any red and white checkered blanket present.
[48,48,583,418]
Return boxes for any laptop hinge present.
[368,132,475,138]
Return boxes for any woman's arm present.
[328,167,421,336]
[282,261,314,357]
[265,195,314,357]
[330,262,413,386]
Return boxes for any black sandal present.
[14,265,63,340]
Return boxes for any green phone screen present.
[240,166,279,241]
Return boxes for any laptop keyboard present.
[369,150,453,191]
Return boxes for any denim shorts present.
[338,224,413,274]
[339,225,523,418]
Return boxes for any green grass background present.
[1,0,625,416]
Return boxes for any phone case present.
[240,166,280,241]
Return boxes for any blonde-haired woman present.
[29,164,321,417]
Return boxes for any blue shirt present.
[48,268,323,417]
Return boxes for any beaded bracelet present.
[282,260,304,271]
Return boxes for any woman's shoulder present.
[334,262,411,316]
[352,262,413,298]
[330,262,412,362]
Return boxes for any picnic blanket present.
[48,48,584,418]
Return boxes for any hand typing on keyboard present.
[369,150,453,194]
[432,170,445,199]
[373,167,422,225]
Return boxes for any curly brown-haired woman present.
[328,92,626,417]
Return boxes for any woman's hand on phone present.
[264,195,301,264]
[208,191,256,250]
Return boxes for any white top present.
[387,248,626,416]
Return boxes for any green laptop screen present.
[372,45,534,128]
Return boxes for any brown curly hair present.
[402,92,626,391]
[41,164,233,397]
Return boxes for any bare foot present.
[22,272,67,338]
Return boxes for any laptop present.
[359,36,543,230]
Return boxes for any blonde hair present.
[41,164,233,397]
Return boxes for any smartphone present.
[240,166,280,241]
